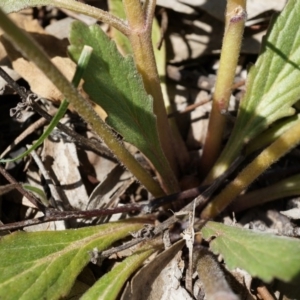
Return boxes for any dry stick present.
[256,285,275,300]
[0,156,243,232]
[142,184,207,213]
[0,184,203,231]
[0,184,204,231]
[0,66,116,161]
[0,164,45,212]
[0,66,32,102]
[167,80,245,119]
[156,8,168,50]
[101,237,146,258]
[0,204,143,231]
[3,45,92,163]
[153,156,244,236]
[179,201,195,293]
[0,117,47,159]
[101,234,164,260]
[0,184,19,196]
[231,79,245,90]
[29,149,64,210]
[168,98,211,118]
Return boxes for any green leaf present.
[201,221,300,283]
[22,184,49,206]
[0,220,145,300]
[0,0,43,13]
[82,247,155,300]
[244,114,300,155]
[122,240,185,299]
[231,173,300,212]
[68,21,174,188]
[210,0,300,178]
[238,0,300,136]
[0,0,99,15]
[107,0,132,56]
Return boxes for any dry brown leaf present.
[1,11,66,60]
[10,56,76,102]
[86,165,133,223]
[24,210,67,231]
[0,42,7,63]
[42,131,89,211]
[0,11,107,118]
[0,12,74,103]
[121,240,190,300]
[9,11,44,33]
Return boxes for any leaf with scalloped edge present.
[68,21,177,192]
[107,0,132,56]
[209,0,300,179]
[201,221,300,283]
[0,0,47,13]
[0,219,146,300]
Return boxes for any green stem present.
[204,114,300,185]
[244,114,300,155]
[231,173,300,212]
[201,117,300,219]
[0,9,164,197]
[123,0,179,190]
[151,18,190,172]
[3,0,130,35]
[200,0,247,176]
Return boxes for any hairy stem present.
[200,0,247,176]
[123,0,179,192]
[201,118,300,219]
[2,0,130,35]
[0,9,164,197]
[231,173,300,212]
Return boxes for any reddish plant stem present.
[0,165,45,212]
[0,156,243,232]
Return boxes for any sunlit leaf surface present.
[202,221,300,282]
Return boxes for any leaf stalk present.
[231,173,300,212]
[201,118,300,219]
[2,0,130,35]
[200,0,246,176]
[123,0,179,189]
